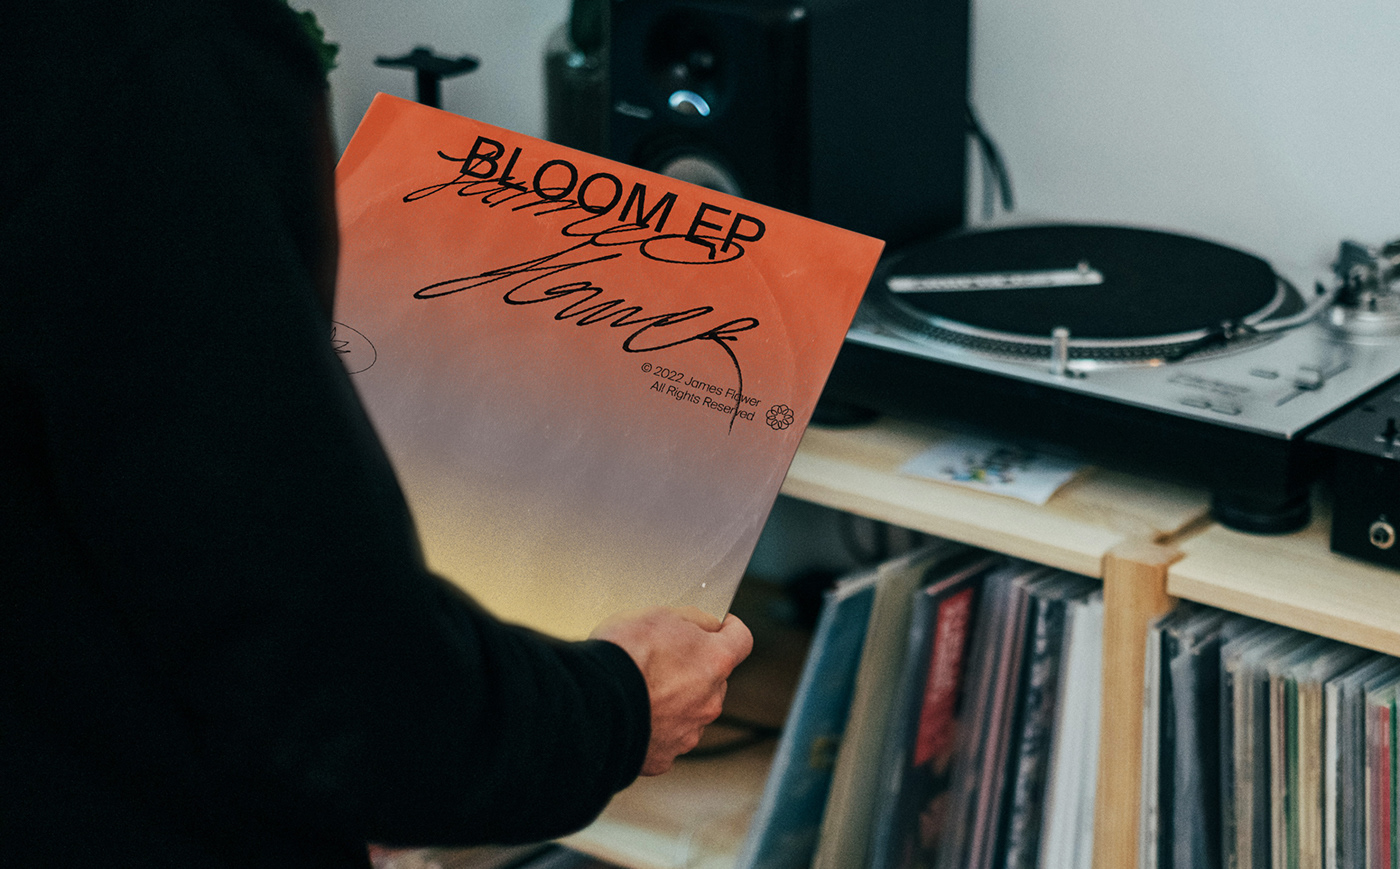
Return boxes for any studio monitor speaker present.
[607,0,970,247]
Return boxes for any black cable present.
[965,102,1015,219]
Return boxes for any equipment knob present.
[1369,518,1397,550]
[1293,367,1325,391]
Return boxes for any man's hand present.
[591,606,754,776]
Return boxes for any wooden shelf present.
[780,418,1212,578]
[1170,499,1400,657]
[569,416,1400,869]
[565,742,773,869]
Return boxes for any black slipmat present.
[885,224,1279,339]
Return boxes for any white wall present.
[305,0,1398,284]
[970,0,1400,283]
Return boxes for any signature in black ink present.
[402,141,770,432]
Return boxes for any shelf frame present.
[575,416,1400,869]
[1169,499,1400,658]
[780,419,1209,869]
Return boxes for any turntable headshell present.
[1328,238,1400,339]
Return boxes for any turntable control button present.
[1179,396,1242,415]
[1293,367,1325,390]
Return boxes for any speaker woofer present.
[654,153,744,197]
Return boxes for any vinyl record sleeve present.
[1163,607,1254,869]
[734,568,880,869]
[855,549,999,869]
[1323,655,1397,869]
[333,94,883,638]
[814,542,982,869]
[1037,589,1104,869]
[1291,643,1368,869]
[1268,636,1331,869]
[1365,678,1400,869]
[1220,625,1309,869]
[934,560,1044,869]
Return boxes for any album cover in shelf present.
[733,564,880,869]
[1141,602,1226,869]
[934,559,1047,869]
[1139,606,1167,869]
[1220,624,1312,869]
[1143,604,1260,869]
[333,94,884,639]
[1218,621,1278,869]
[999,571,1100,869]
[1267,635,1335,869]
[1036,588,1104,869]
[857,549,1002,869]
[1365,675,1400,869]
[1287,642,1369,869]
[813,542,988,869]
[1323,654,1399,869]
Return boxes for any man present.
[0,1,752,866]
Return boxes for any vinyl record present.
[872,224,1298,362]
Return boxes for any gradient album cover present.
[334,93,884,639]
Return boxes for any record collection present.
[1143,604,1400,869]
[739,544,1400,869]
[740,545,1107,869]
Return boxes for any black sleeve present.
[0,0,647,851]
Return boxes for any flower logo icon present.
[766,404,795,431]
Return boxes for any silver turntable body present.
[821,225,1400,532]
[846,271,1400,441]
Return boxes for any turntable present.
[818,223,1400,533]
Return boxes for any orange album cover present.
[333,93,884,639]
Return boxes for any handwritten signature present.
[401,146,768,431]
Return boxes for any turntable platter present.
[876,224,1295,361]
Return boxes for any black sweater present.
[0,2,648,865]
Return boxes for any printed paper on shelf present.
[333,94,884,639]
